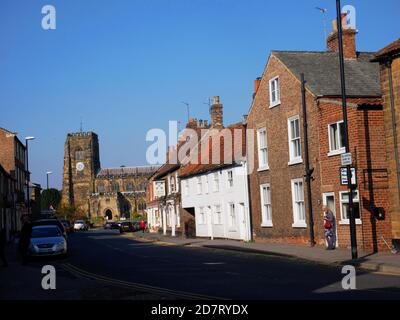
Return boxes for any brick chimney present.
[210,96,223,129]
[253,77,261,99]
[327,13,357,59]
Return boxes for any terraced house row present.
[146,18,400,254]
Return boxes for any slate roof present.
[272,51,381,97]
[97,166,160,178]
[374,39,400,60]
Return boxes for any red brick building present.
[0,127,27,228]
[0,164,16,242]
[246,19,392,252]
[372,39,400,249]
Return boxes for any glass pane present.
[294,119,300,138]
[295,139,301,157]
[330,124,338,150]
[339,122,346,149]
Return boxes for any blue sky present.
[1,0,399,189]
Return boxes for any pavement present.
[127,231,400,276]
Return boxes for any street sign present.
[341,153,352,166]
[340,167,357,186]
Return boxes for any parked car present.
[131,221,141,232]
[28,225,68,257]
[111,221,122,230]
[74,220,89,231]
[61,220,74,234]
[32,219,67,238]
[119,221,135,233]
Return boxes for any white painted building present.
[180,162,252,241]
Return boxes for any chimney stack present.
[327,13,357,59]
[253,77,262,99]
[210,96,223,129]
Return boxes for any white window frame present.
[339,190,362,225]
[269,76,281,108]
[213,172,219,193]
[228,203,236,230]
[196,177,202,195]
[288,116,303,165]
[205,175,209,194]
[260,184,273,227]
[214,204,222,225]
[184,180,189,197]
[257,128,269,171]
[227,170,234,188]
[328,121,346,156]
[291,179,307,228]
[198,207,206,225]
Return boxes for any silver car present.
[29,225,68,257]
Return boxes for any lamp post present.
[336,0,358,259]
[46,171,53,190]
[25,136,35,215]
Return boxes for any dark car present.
[111,221,122,230]
[104,221,113,229]
[119,221,135,233]
[32,219,67,238]
[61,220,74,234]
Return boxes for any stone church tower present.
[61,132,100,213]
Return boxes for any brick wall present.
[318,98,391,252]
[379,56,400,241]
[247,54,391,252]
[247,55,324,245]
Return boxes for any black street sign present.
[340,167,357,186]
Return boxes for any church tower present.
[61,132,100,214]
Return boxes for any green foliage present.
[41,188,62,210]
[91,216,105,227]
[56,204,85,222]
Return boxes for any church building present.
[61,131,159,221]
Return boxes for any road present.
[56,229,400,300]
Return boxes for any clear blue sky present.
[1,0,399,190]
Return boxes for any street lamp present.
[46,171,53,190]
[25,136,35,215]
[335,0,358,259]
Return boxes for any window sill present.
[258,166,270,173]
[269,101,281,109]
[339,219,362,226]
[288,159,303,166]
[292,222,307,229]
[328,149,346,157]
[261,222,274,228]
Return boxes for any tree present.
[41,188,61,211]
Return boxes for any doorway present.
[105,209,113,221]
[323,193,339,247]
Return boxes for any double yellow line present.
[61,263,226,300]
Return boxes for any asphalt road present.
[59,229,400,300]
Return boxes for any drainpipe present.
[386,59,400,206]
[301,73,316,247]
